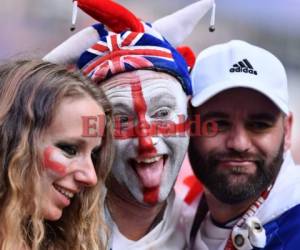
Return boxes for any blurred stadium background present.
[1,0,299,164]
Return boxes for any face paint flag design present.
[80,29,176,83]
[129,77,160,204]
[43,146,68,176]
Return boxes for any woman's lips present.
[53,183,76,207]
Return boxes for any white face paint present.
[102,70,188,205]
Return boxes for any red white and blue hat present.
[44,0,215,95]
[77,22,193,94]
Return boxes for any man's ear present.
[283,112,293,151]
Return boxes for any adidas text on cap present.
[191,40,289,114]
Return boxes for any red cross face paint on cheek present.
[43,146,68,176]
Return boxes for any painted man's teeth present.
[54,185,74,199]
[137,156,161,164]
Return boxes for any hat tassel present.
[70,0,78,31]
[209,3,216,32]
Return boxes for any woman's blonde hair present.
[0,59,114,250]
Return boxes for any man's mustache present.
[207,151,264,166]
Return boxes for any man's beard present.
[188,140,284,204]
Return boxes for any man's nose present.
[225,124,251,153]
[136,121,157,156]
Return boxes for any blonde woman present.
[0,60,113,249]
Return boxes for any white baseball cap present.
[191,40,289,114]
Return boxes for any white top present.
[196,214,231,250]
[106,191,187,250]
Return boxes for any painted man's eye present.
[56,143,77,157]
[119,116,129,123]
[115,115,134,130]
[115,115,130,124]
[152,108,170,119]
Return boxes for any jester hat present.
[44,0,215,95]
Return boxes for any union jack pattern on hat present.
[77,23,192,94]
[44,0,216,96]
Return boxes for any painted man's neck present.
[106,190,166,240]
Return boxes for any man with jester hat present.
[44,0,215,249]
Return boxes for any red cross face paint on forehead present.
[102,70,189,205]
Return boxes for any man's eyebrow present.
[112,103,133,114]
[149,93,176,107]
[200,112,229,121]
[248,113,278,121]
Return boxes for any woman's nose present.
[74,157,98,187]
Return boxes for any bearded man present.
[186,40,300,250]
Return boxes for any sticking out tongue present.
[135,157,164,188]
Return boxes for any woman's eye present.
[56,143,77,157]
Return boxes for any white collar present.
[256,151,300,223]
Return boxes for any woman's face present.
[39,96,105,221]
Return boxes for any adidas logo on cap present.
[229,59,258,75]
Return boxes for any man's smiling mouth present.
[130,155,168,188]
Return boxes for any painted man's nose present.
[135,121,157,156]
